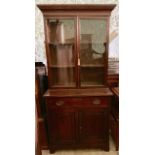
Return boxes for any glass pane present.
[50,67,76,87]
[48,19,76,87]
[79,19,107,86]
[48,19,75,44]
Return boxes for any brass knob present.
[56,101,64,106]
[93,99,101,105]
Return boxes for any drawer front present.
[46,97,109,108]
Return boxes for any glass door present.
[47,18,77,87]
[79,18,107,87]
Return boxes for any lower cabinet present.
[48,108,77,146]
[79,108,109,149]
[45,97,110,153]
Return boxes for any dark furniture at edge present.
[110,87,119,150]
[35,63,49,150]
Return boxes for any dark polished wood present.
[37,4,116,154]
[44,88,113,97]
[110,87,119,151]
[112,87,119,97]
[107,73,119,87]
[38,118,49,150]
[35,65,49,150]
[35,78,42,155]
[111,87,119,119]
[37,4,116,12]
[45,95,112,153]
[35,116,42,155]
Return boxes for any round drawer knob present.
[93,99,101,105]
[56,101,64,106]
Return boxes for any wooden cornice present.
[37,4,116,12]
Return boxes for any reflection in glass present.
[48,19,76,87]
[80,19,107,86]
[49,19,75,44]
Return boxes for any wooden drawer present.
[46,97,109,108]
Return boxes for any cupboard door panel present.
[48,108,77,145]
[79,108,108,144]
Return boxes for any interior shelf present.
[48,42,74,46]
[80,82,104,87]
[49,65,75,68]
[80,65,104,67]
[51,83,76,88]
[49,65,104,68]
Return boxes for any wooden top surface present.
[111,87,119,97]
[44,88,113,98]
[37,4,116,12]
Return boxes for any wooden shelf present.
[49,65,75,68]
[51,83,76,88]
[49,65,104,68]
[81,65,104,68]
[48,42,74,46]
[81,82,104,87]
[80,42,105,44]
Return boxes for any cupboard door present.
[79,108,108,144]
[47,107,77,145]
[47,18,77,88]
[79,18,107,87]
